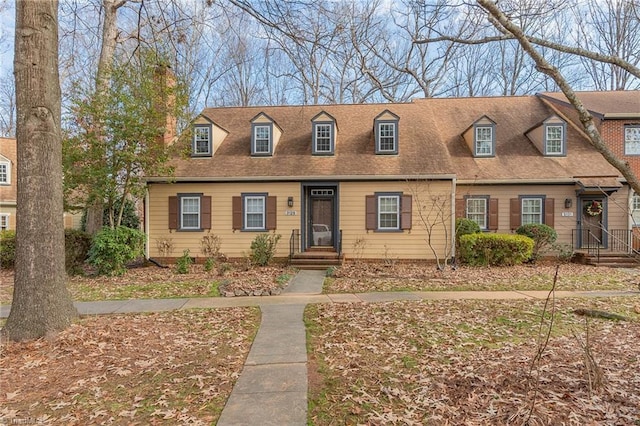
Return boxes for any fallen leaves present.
[0,308,260,424]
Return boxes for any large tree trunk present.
[3,0,77,341]
[84,0,126,235]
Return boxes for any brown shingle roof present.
[539,91,640,118]
[160,96,621,184]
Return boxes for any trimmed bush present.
[455,218,481,249]
[250,233,281,266]
[516,223,557,261]
[0,230,16,269]
[459,233,534,266]
[88,226,145,276]
[65,229,92,275]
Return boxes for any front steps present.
[289,247,342,270]
[574,251,640,268]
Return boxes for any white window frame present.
[625,125,640,155]
[244,195,266,230]
[0,214,9,230]
[475,126,493,156]
[378,195,400,230]
[193,126,211,156]
[545,124,564,155]
[0,161,10,184]
[253,125,271,154]
[180,196,201,230]
[632,193,640,226]
[522,197,543,225]
[314,123,332,153]
[377,122,397,153]
[466,197,488,230]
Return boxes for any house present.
[0,137,16,231]
[0,137,82,232]
[144,93,636,264]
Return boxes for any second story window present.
[377,122,397,153]
[544,123,566,156]
[313,123,333,154]
[252,124,272,156]
[625,125,640,155]
[193,125,212,156]
[475,126,493,156]
[0,161,9,184]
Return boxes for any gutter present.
[145,174,458,183]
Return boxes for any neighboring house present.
[0,137,16,231]
[0,136,82,232]
[145,93,635,263]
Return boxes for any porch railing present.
[337,229,343,257]
[572,228,640,258]
[289,229,300,260]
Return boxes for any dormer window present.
[0,160,9,184]
[475,126,494,156]
[374,110,399,155]
[311,111,336,155]
[193,124,212,156]
[253,124,272,155]
[545,123,566,156]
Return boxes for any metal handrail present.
[289,229,300,260]
[586,230,601,264]
[338,229,342,256]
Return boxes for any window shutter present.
[365,195,376,230]
[401,194,412,230]
[545,198,555,228]
[201,196,212,229]
[232,196,242,230]
[510,198,521,230]
[488,198,499,230]
[168,196,178,229]
[455,198,465,219]
[266,196,277,230]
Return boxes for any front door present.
[580,197,604,248]
[308,189,335,247]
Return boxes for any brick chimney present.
[154,64,177,146]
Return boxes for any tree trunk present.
[3,0,77,341]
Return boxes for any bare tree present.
[0,68,15,136]
[3,0,77,341]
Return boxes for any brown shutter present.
[232,196,242,230]
[201,196,211,229]
[488,198,499,230]
[545,198,555,228]
[401,194,412,230]
[510,198,521,230]
[168,196,178,229]
[266,196,277,230]
[455,198,465,219]
[366,195,376,230]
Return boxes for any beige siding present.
[339,180,454,260]
[527,125,544,154]
[148,182,301,259]
[456,184,632,247]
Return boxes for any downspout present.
[451,176,457,263]
[144,186,150,259]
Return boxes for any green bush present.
[250,233,281,266]
[65,229,92,275]
[176,249,193,274]
[459,233,534,266]
[516,223,557,261]
[455,218,481,249]
[0,230,16,269]
[87,226,145,276]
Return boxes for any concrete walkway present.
[1,271,638,425]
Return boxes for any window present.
[245,196,265,230]
[625,125,640,155]
[313,123,333,154]
[193,125,211,156]
[366,193,412,231]
[632,193,640,225]
[233,194,277,231]
[466,197,487,229]
[253,125,271,155]
[377,122,397,153]
[0,214,8,230]
[0,161,9,184]
[475,126,493,156]
[522,197,543,225]
[378,195,400,230]
[545,124,565,155]
[181,196,200,229]
[168,194,211,231]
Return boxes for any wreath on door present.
[585,200,603,216]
